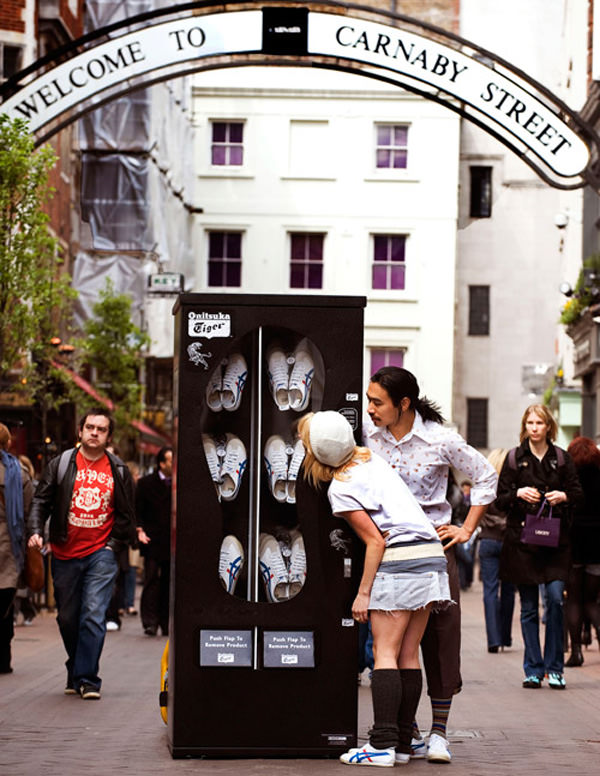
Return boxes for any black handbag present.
[520,499,560,548]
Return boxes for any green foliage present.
[0,115,76,394]
[76,278,150,441]
[560,253,600,325]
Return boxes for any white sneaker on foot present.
[410,736,426,759]
[259,533,289,602]
[286,438,305,503]
[426,733,451,763]
[288,348,315,411]
[339,745,395,767]
[221,353,248,412]
[264,435,289,503]
[219,535,244,594]
[288,529,307,597]
[394,752,410,765]
[219,434,247,501]
[267,346,290,411]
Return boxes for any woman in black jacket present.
[564,436,600,667]
[496,404,582,690]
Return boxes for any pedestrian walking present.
[27,408,136,699]
[478,448,515,653]
[299,411,452,767]
[363,366,497,763]
[0,424,34,673]
[564,436,600,666]
[496,404,582,690]
[136,446,173,637]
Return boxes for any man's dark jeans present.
[52,547,118,690]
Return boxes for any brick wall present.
[356,0,460,33]
[0,1,26,34]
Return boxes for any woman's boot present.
[565,644,584,667]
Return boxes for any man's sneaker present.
[548,671,566,689]
[288,529,307,597]
[426,733,451,763]
[394,752,410,765]
[286,438,305,503]
[259,533,289,602]
[339,745,395,767]
[64,678,78,695]
[410,736,426,759]
[221,353,248,412]
[219,535,244,594]
[267,346,290,410]
[522,675,543,688]
[205,364,223,412]
[288,348,315,412]
[202,434,222,496]
[264,435,289,503]
[106,620,120,631]
[80,683,101,700]
[219,434,247,501]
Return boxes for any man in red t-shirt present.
[28,408,136,699]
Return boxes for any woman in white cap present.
[298,411,452,767]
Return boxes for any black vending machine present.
[169,293,366,758]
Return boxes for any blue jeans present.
[52,547,118,690]
[518,580,565,677]
[479,539,515,649]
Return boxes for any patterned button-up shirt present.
[363,412,497,527]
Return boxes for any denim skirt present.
[369,540,452,612]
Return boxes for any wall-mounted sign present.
[199,629,252,667]
[0,6,593,185]
[148,272,184,293]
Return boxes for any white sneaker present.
[221,353,248,412]
[259,533,289,602]
[106,621,119,632]
[219,535,244,594]
[410,736,426,759]
[264,435,289,503]
[426,733,451,763]
[286,438,305,503]
[219,434,247,501]
[394,752,410,765]
[288,348,315,411]
[202,434,222,496]
[205,365,223,412]
[288,529,307,597]
[267,346,290,411]
[339,745,395,767]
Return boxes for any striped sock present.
[430,697,452,738]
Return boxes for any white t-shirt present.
[327,452,439,546]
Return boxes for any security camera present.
[554,213,569,229]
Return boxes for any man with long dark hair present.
[364,367,497,763]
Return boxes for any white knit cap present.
[309,411,356,467]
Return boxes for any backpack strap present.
[555,446,565,467]
[57,448,75,485]
[508,447,518,469]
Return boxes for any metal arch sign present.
[0,4,596,189]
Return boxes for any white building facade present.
[191,67,461,417]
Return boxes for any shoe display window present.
[170,294,365,758]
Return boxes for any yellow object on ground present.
[160,639,169,724]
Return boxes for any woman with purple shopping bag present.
[496,405,583,690]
